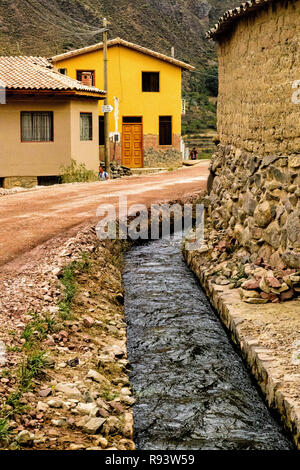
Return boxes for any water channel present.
[123,232,293,450]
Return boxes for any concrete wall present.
[0,95,100,186]
[54,45,183,167]
[0,97,71,178]
[70,99,100,173]
[217,0,300,155]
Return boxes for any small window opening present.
[159,116,172,145]
[99,116,105,145]
[142,72,159,92]
[122,116,142,123]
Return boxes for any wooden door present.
[122,123,143,168]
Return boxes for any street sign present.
[101,105,113,113]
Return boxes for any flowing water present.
[123,233,293,450]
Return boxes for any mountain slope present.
[0,0,238,133]
[0,1,236,60]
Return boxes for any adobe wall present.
[217,0,300,155]
[207,0,300,269]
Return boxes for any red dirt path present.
[0,162,209,272]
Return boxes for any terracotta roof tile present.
[51,37,195,71]
[0,56,105,95]
[206,0,278,40]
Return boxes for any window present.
[58,68,67,75]
[77,70,95,86]
[159,116,172,145]
[122,116,142,123]
[142,72,159,92]
[80,113,93,141]
[99,116,104,145]
[21,112,53,142]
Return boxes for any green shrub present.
[21,313,56,350]
[19,351,47,392]
[61,159,98,184]
[0,418,11,441]
[58,254,91,320]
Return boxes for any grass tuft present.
[21,313,56,349]
[19,351,47,392]
[58,254,92,320]
[61,159,98,184]
[0,418,11,441]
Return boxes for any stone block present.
[3,176,38,189]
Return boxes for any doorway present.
[122,117,143,168]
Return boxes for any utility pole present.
[103,17,110,176]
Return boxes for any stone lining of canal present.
[123,233,293,450]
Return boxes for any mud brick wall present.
[217,0,300,155]
[206,1,300,268]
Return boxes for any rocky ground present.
[108,161,132,179]
[0,225,135,450]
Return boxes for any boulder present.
[81,417,106,435]
[254,201,273,228]
[76,403,99,417]
[16,430,34,446]
[83,316,95,328]
[55,383,82,400]
[282,251,300,269]
[86,370,110,386]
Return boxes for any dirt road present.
[0,162,209,269]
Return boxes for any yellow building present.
[0,56,105,188]
[52,38,194,169]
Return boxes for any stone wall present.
[143,134,182,168]
[144,147,182,168]
[217,0,300,155]
[207,145,300,269]
[3,176,38,189]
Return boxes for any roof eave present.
[51,38,195,71]
[206,0,276,41]
[6,88,106,98]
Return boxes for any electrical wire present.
[22,0,105,38]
